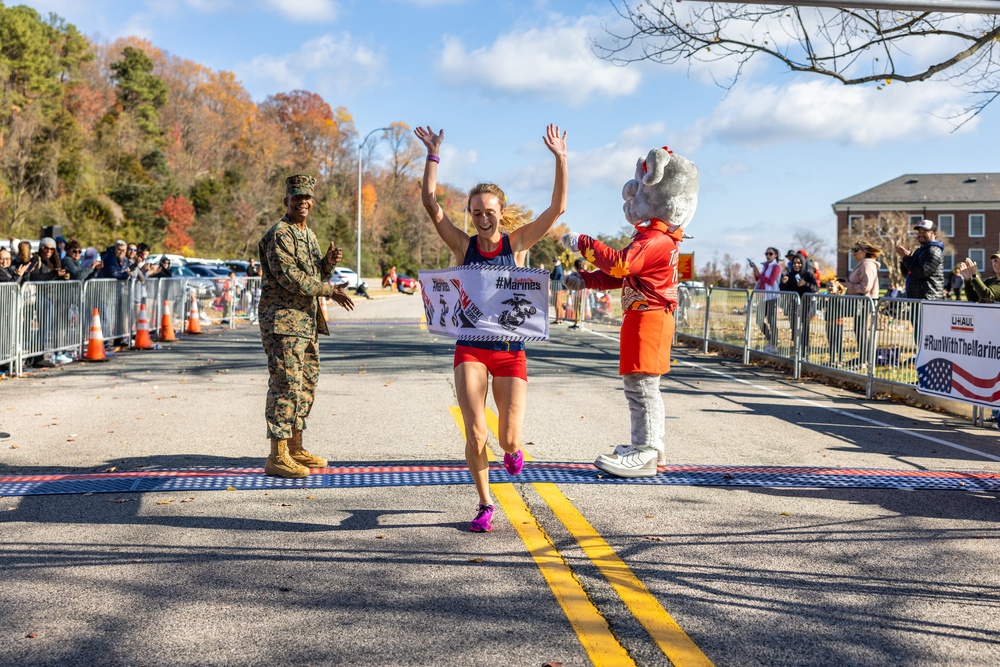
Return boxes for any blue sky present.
[22,0,1000,270]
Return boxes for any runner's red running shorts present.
[454,345,527,381]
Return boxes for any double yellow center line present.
[449,406,713,667]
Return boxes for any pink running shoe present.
[503,449,524,475]
[469,504,494,532]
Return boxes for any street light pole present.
[356,127,390,288]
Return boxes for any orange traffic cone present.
[159,300,176,342]
[319,296,330,323]
[83,308,108,362]
[186,293,203,334]
[134,303,153,349]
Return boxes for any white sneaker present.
[595,446,658,478]
[613,444,666,465]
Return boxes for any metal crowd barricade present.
[675,285,708,339]
[1,283,22,374]
[231,277,261,328]
[83,278,132,347]
[704,287,750,353]
[564,287,590,328]
[801,294,878,396]
[745,290,802,377]
[147,277,189,339]
[871,297,923,390]
[19,280,85,368]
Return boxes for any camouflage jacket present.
[258,216,336,337]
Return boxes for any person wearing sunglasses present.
[61,240,100,281]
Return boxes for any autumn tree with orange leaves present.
[0,5,549,278]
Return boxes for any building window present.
[937,214,954,237]
[970,248,986,272]
[847,253,856,271]
[942,253,954,273]
[969,213,985,237]
[908,214,924,230]
[847,214,863,234]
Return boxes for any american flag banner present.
[917,358,1000,405]
[916,302,1000,408]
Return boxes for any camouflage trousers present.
[262,333,320,439]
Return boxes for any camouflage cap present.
[285,174,316,197]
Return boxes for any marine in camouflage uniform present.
[258,174,354,478]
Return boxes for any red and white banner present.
[916,301,1000,408]
[418,266,550,342]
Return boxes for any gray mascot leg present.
[594,373,661,478]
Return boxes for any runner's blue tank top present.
[459,234,525,352]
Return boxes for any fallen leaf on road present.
[180,498,195,503]
[469,557,484,563]
[105,467,117,472]
[306,496,314,500]
[226,486,237,491]
[384,381,392,386]
[780,512,791,516]
[643,536,665,542]
[646,514,655,519]
[109,498,135,504]
[156,500,174,505]
[25,633,37,639]
[375,535,386,539]
[542,662,564,667]
[9,445,18,449]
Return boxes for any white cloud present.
[719,160,751,177]
[439,145,479,185]
[691,78,976,149]
[504,122,685,200]
[238,33,384,97]
[262,0,337,22]
[436,18,642,106]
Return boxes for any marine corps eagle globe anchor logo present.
[498,293,537,331]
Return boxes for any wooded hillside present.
[0,3,573,276]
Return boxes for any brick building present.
[832,173,1000,280]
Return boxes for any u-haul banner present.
[418,265,549,342]
[916,301,1000,408]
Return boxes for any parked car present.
[396,274,418,293]
[170,265,215,298]
[186,264,231,296]
[330,266,361,288]
[224,260,249,275]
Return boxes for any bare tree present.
[599,1,1000,122]
[792,228,834,275]
[840,210,954,286]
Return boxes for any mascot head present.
[622,146,699,233]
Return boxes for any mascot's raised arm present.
[560,146,699,478]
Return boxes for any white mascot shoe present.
[595,445,658,478]
[613,444,666,466]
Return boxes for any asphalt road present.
[1,291,998,667]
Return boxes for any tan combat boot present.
[288,429,328,468]
[265,437,309,478]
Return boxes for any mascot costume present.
[561,146,699,478]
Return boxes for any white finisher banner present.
[916,301,1000,408]
[418,265,550,342]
